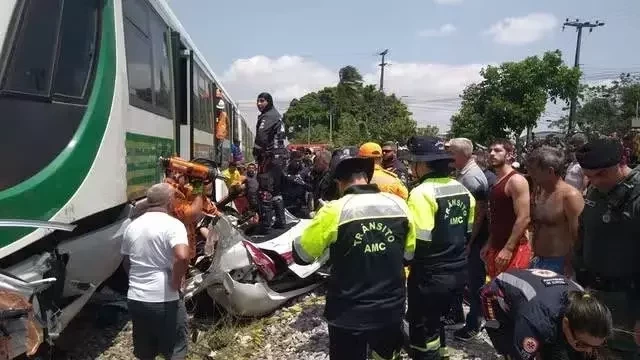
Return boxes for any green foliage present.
[450,50,581,145]
[416,125,440,137]
[284,66,418,147]
[290,123,330,144]
[550,73,640,137]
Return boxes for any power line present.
[562,18,605,135]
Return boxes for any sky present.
[169,0,640,134]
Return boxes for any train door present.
[170,31,191,159]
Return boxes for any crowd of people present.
[292,133,639,360]
[118,90,639,360]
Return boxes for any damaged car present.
[183,202,328,317]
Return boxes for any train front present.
[0,1,122,358]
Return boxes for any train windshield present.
[0,0,101,191]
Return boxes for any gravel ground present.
[54,287,501,360]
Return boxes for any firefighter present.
[404,136,475,360]
[292,153,416,360]
[358,142,409,200]
[481,268,612,360]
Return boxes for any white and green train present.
[0,0,252,356]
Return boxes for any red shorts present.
[485,241,532,279]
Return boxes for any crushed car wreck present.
[177,160,329,318]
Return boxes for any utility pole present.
[563,18,605,135]
[307,117,311,145]
[378,49,389,92]
[329,112,333,144]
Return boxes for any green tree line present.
[283,66,438,147]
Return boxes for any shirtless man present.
[526,146,584,275]
[481,139,532,278]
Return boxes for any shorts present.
[128,299,188,360]
[529,256,565,275]
[485,241,531,279]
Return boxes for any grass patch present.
[186,311,268,360]
[186,294,326,360]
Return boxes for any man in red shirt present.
[481,139,532,278]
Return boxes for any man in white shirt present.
[565,133,588,192]
[122,183,190,360]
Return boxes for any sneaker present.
[454,326,480,341]
[442,313,465,326]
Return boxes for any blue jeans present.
[529,256,565,275]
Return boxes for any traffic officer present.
[405,136,475,360]
[359,142,409,200]
[573,138,640,359]
[292,153,416,360]
[481,268,612,360]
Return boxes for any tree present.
[550,73,640,137]
[290,123,330,144]
[284,66,417,147]
[450,50,581,146]
[416,125,440,137]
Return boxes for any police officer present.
[253,92,285,161]
[256,152,287,233]
[404,136,475,360]
[481,268,612,360]
[573,138,640,359]
[359,142,409,200]
[292,153,416,360]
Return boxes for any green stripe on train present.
[126,132,174,200]
[0,0,116,248]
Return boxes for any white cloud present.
[221,55,485,132]
[221,55,336,128]
[433,0,463,4]
[485,13,558,45]
[418,24,457,38]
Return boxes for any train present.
[0,0,253,357]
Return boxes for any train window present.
[123,0,173,118]
[123,20,153,104]
[123,0,149,35]
[192,63,200,129]
[0,0,101,191]
[198,72,206,129]
[52,0,99,100]
[192,63,212,133]
[149,10,172,116]
[2,0,62,96]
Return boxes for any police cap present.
[575,138,623,170]
[329,150,374,182]
[405,136,452,162]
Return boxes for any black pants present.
[483,306,512,357]
[450,238,487,329]
[407,270,466,360]
[328,323,402,360]
[258,193,285,231]
[128,299,188,360]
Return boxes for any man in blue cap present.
[404,136,476,360]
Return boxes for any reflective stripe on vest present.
[339,192,410,225]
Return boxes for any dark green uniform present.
[574,167,640,358]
